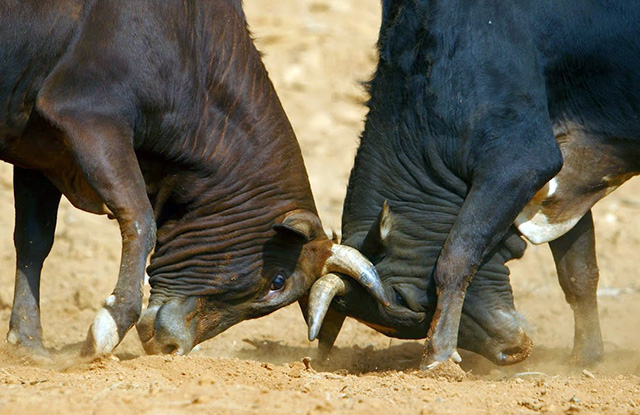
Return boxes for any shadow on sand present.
[234,338,640,378]
[2,336,638,379]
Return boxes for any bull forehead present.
[148,253,266,300]
[148,214,313,300]
[149,224,273,299]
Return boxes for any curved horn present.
[321,244,389,307]
[308,273,351,341]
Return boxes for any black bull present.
[307,0,640,367]
[0,0,387,356]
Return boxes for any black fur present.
[336,0,640,365]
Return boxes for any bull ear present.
[360,200,393,258]
[273,210,323,242]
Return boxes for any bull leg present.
[421,119,563,369]
[422,182,547,368]
[7,167,61,354]
[73,120,154,357]
[549,210,603,365]
[38,102,155,356]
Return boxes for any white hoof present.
[90,308,120,355]
[424,352,462,370]
[426,360,441,370]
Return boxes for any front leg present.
[549,210,603,365]
[38,97,155,356]
[72,120,155,357]
[421,116,563,369]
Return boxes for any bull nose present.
[495,330,533,365]
[136,298,197,355]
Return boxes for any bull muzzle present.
[494,332,533,365]
[483,311,533,365]
[458,308,534,366]
[136,298,198,355]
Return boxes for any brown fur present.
[0,0,328,355]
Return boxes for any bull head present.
[306,201,533,366]
[136,209,388,355]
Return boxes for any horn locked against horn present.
[321,244,389,307]
[307,202,394,342]
[307,243,390,342]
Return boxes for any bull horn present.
[321,244,389,307]
[308,273,351,341]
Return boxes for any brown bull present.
[0,0,387,356]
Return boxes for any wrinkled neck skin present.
[338,0,528,357]
[340,115,526,343]
[147,174,314,300]
[138,2,317,309]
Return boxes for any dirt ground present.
[1,1,640,414]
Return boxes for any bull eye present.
[394,289,408,308]
[270,274,286,291]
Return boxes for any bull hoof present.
[5,330,51,360]
[81,307,121,357]
[419,350,462,371]
[417,357,466,381]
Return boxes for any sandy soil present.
[1,1,640,414]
